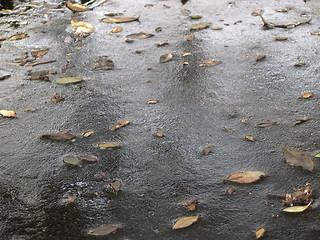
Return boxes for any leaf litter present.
[190,22,212,30]
[101,16,139,23]
[126,32,154,39]
[172,215,200,229]
[0,110,16,118]
[95,56,114,70]
[159,53,173,63]
[110,120,130,131]
[224,171,266,184]
[109,180,122,194]
[41,130,76,141]
[87,224,122,236]
[182,199,198,211]
[255,228,266,239]
[199,60,222,67]
[66,2,88,12]
[283,148,314,171]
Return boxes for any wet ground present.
[0,0,320,239]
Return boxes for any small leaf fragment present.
[111,26,123,33]
[226,186,235,195]
[311,32,320,35]
[283,201,312,212]
[87,224,122,236]
[95,56,114,70]
[182,52,192,56]
[314,153,320,158]
[148,100,158,104]
[65,195,77,204]
[300,92,314,99]
[51,95,65,103]
[199,60,222,67]
[8,33,28,41]
[78,155,98,163]
[275,8,287,12]
[56,76,82,85]
[31,49,49,58]
[211,27,223,30]
[24,108,37,112]
[283,148,314,171]
[0,110,16,118]
[172,215,199,230]
[66,2,88,12]
[110,121,130,131]
[275,37,288,41]
[101,17,139,23]
[0,75,11,81]
[252,9,263,16]
[41,130,76,141]
[83,131,94,138]
[294,117,310,125]
[63,156,82,167]
[256,55,266,61]
[190,22,212,30]
[126,32,154,39]
[181,9,191,16]
[182,199,198,211]
[71,18,94,35]
[98,143,121,149]
[157,41,169,47]
[256,122,277,128]
[110,180,122,194]
[185,34,195,40]
[240,119,248,124]
[224,171,266,184]
[202,146,212,155]
[245,135,256,142]
[255,228,266,239]
[156,130,165,137]
[160,53,173,63]
[190,15,202,19]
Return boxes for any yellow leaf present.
[300,92,314,99]
[172,215,199,230]
[255,228,266,239]
[83,131,94,138]
[283,201,312,212]
[98,143,121,149]
[8,33,28,41]
[156,131,164,137]
[0,110,16,118]
[224,171,266,184]
[199,60,222,67]
[148,100,158,104]
[101,17,139,23]
[66,2,88,12]
[71,18,94,35]
[111,26,123,33]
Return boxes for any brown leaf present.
[110,180,122,194]
[255,228,266,239]
[202,146,212,155]
[24,108,37,112]
[31,49,48,58]
[300,92,314,99]
[0,75,11,81]
[126,32,154,39]
[148,100,158,104]
[199,60,222,67]
[8,33,28,41]
[252,9,263,16]
[155,130,165,137]
[41,130,76,141]
[240,119,248,124]
[0,110,16,118]
[65,195,77,204]
[256,122,277,128]
[78,155,98,163]
[51,95,65,103]
[82,131,94,138]
[283,183,312,205]
[98,143,121,149]
[101,17,139,23]
[160,53,173,63]
[311,32,320,35]
[224,171,266,184]
[87,224,122,236]
[181,9,191,16]
[71,18,94,36]
[26,60,56,67]
[283,148,314,171]
[66,2,88,12]
[157,41,169,47]
[256,55,266,61]
[245,135,256,142]
[182,199,198,211]
[211,27,223,30]
[95,56,114,70]
[226,186,235,195]
[190,22,212,30]
[111,26,123,33]
[294,117,310,125]
[185,34,195,41]
[275,37,288,41]
[172,215,200,230]
[110,120,130,131]
[275,8,288,12]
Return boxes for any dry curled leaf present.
[245,135,256,142]
[275,8,288,12]
[71,18,94,35]
[111,26,123,33]
[0,75,11,81]
[283,183,312,206]
[283,201,312,212]
[160,53,173,63]
[224,171,266,184]
[283,148,314,171]
[157,41,169,47]
[78,155,98,163]
[182,199,198,211]
[95,56,114,70]
[0,110,16,118]
[148,100,158,104]
[66,2,88,12]
[87,224,122,236]
[252,9,263,16]
[8,33,28,41]
[226,186,235,195]
[51,95,65,103]
[256,55,266,61]
[101,17,139,23]
[110,180,122,194]
[172,215,199,230]
[256,122,277,128]
[199,60,222,67]
[31,49,48,58]
[41,130,76,141]
[185,34,195,41]
[110,120,130,131]
[202,146,212,155]
[275,37,288,41]
[190,22,212,30]
[300,92,314,99]
[127,32,154,39]
[156,130,165,137]
[255,228,266,239]
[82,131,94,138]
[294,117,310,125]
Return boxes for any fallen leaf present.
[31,49,48,58]
[294,62,306,67]
[87,224,122,236]
[190,22,212,30]
[63,156,82,167]
[110,120,130,131]
[94,172,106,181]
[300,92,314,99]
[315,153,320,158]
[182,199,198,211]
[183,61,189,65]
[202,146,212,155]
[226,186,235,195]
[157,41,169,47]
[199,60,222,67]
[148,100,158,104]
[26,60,56,67]
[294,117,310,125]
[156,130,165,137]
[181,9,191,16]
[283,183,312,205]
[95,56,114,70]
[252,9,263,16]
[224,171,266,184]
[110,180,122,194]
[182,52,192,56]
[24,108,37,112]
[126,32,154,39]
[101,17,139,23]
[65,195,77,204]
[245,135,256,142]
[0,75,11,81]
[160,53,173,63]
[185,34,195,40]
[283,148,314,171]
[256,55,266,61]
[181,0,189,5]
[190,15,202,19]
[78,155,98,163]
[172,215,199,230]
[283,201,312,212]
[56,76,82,84]
[311,32,320,35]
[275,37,288,41]
[0,110,16,118]
[51,95,65,103]
[211,27,223,30]
[255,228,266,239]
[71,18,94,35]
[66,2,88,12]
[8,33,28,41]
[155,27,162,32]
[98,143,121,149]
[275,8,288,12]
[41,130,76,141]
[82,131,94,138]
[256,122,277,128]
[111,26,123,33]
[240,119,248,124]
